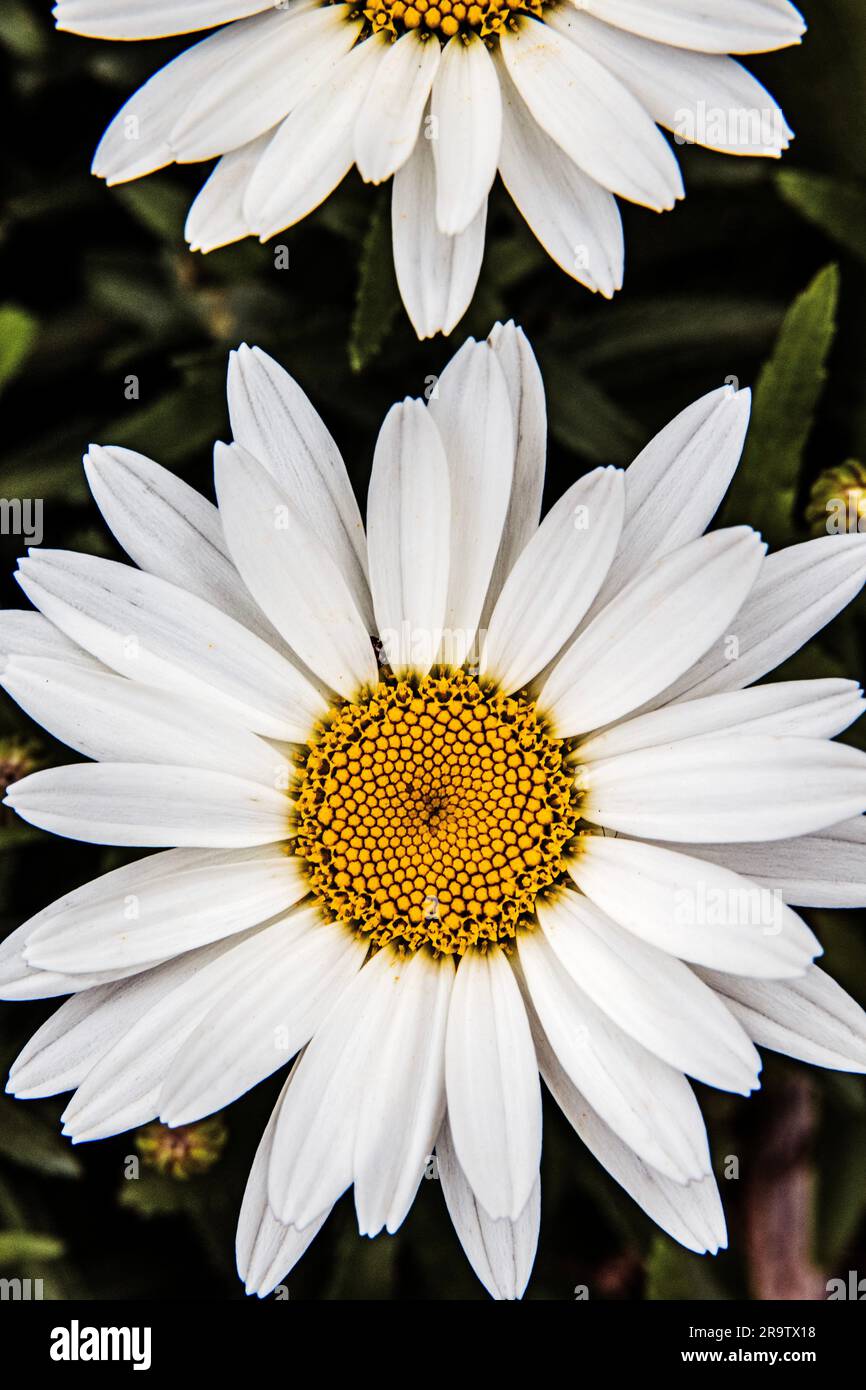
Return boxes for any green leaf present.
[722,264,840,545]
[0,1231,64,1266]
[543,355,645,466]
[349,198,400,374]
[0,1099,82,1180]
[645,1236,730,1301]
[777,170,866,264]
[114,182,190,243]
[0,305,38,393]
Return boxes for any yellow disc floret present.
[359,0,547,41]
[294,670,579,955]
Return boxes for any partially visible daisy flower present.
[3,322,866,1300]
[56,0,804,337]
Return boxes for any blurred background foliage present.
[0,0,864,1301]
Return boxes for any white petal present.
[578,679,865,762]
[445,947,541,1221]
[432,37,501,235]
[427,339,515,666]
[496,60,624,296]
[4,763,291,849]
[541,528,765,736]
[551,8,792,156]
[534,1022,726,1255]
[185,133,270,253]
[160,912,366,1124]
[682,816,866,908]
[354,31,440,184]
[698,966,866,1073]
[354,951,454,1236]
[236,1075,329,1298]
[655,535,866,705]
[579,735,866,842]
[60,921,283,1139]
[392,125,486,341]
[226,343,371,627]
[577,0,806,54]
[55,0,273,40]
[569,834,819,977]
[481,322,547,621]
[0,918,134,1003]
[436,1116,539,1300]
[366,400,451,676]
[15,550,325,742]
[1,658,289,787]
[215,442,377,698]
[500,20,683,211]
[480,466,625,693]
[242,37,385,239]
[0,610,102,670]
[516,929,710,1182]
[537,889,760,1092]
[585,385,751,622]
[22,845,307,976]
[169,6,361,163]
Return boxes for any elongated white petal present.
[169,7,361,163]
[15,550,325,742]
[354,951,453,1236]
[698,966,866,1073]
[7,940,239,1101]
[366,400,451,676]
[552,9,791,156]
[538,890,760,1092]
[579,735,866,842]
[569,834,819,977]
[84,445,272,640]
[481,322,547,621]
[214,443,377,699]
[0,919,135,1003]
[681,816,866,908]
[160,912,366,1125]
[497,60,624,297]
[227,343,371,626]
[268,947,402,1228]
[541,528,765,736]
[60,921,284,1140]
[4,763,291,849]
[243,38,385,239]
[392,126,486,341]
[655,535,866,705]
[1,658,288,788]
[577,0,806,54]
[500,20,683,211]
[445,947,541,1222]
[185,134,269,253]
[237,1075,329,1298]
[355,31,440,183]
[0,610,102,670]
[428,340,514,666]
[533,1022,726,1255]
[516,930,710,1182]
[586,386,751,623]
[432,37,501,235]
[55,0,273,40]
[22,846,306,976]
[437,1117,539,1300]
[578,679,865,762]
[480,466,625,692]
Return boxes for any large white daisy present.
[56,0,804,337]
[3,322,866,1300]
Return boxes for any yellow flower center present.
[359,0,547,41]
[294,670,579,955]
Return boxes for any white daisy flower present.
[3,322,866,1300]
[55,0,804,338]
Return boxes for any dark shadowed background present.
[0,0,864,1300]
